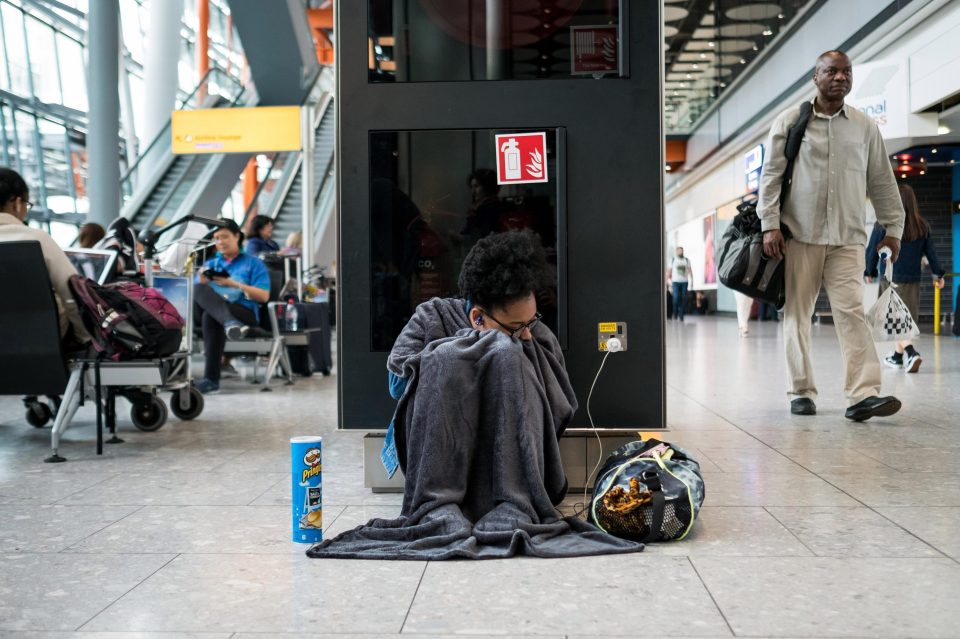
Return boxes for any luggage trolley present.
[44,217,219,462]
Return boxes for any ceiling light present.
[739,58,747,64]
[665,165,672,171]
[686,73,692,78]
[700,53,707,59]
[752,44,759,51]
[708,41,715,47]
[762,29,773,36]
[901,174,906,178]
[938,125,951,135]
[720,82,727,88]
[932,148,938,154]
[692,64,699,69]
[778,13,785,19]
[920,170,926,175]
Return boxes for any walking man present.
[758,50,905,421]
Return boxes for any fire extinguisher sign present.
[495,132,548,185]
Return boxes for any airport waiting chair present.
[0,241,70,422]
[222,265,295,391]
[0,241,179,462]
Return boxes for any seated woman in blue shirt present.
[194,219,270,394]
[245,215,280,256]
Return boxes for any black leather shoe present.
[790,398,817,415]
[845,396,902,422]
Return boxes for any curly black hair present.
[458,230,548,310]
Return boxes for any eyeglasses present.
[478,309,541,338]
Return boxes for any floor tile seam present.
[773,446,901,472]
[399,561,430,634]
[863,508,956,561]
[766,456,878,509]
[59,504,147,553]
[73,552,181,632]
[663,385,786,456]
[683,556,736,638]
[245,474,287,506]
[758,506,817,558]
[853,447,932,471]
[50,472,123,505]
[317,504,350,531]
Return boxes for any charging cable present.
[575,337,622,518]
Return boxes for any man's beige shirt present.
[757,101,904,245]
[0,213,89,340]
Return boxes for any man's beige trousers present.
[783,240,881,404]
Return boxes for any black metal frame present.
[337,1,665,431]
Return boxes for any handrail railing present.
[933,272,957,336]
[120,68,245,198]
[239,78,334,224]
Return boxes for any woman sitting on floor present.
[309,230,642,560]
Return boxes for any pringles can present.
[291,436,322,543]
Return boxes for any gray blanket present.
[307,298,643,560]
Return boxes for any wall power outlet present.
[597,322,627,352]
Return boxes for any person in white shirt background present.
[669,247,693,321]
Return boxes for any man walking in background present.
[758,50,905,421]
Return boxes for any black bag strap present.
[641,470,665,543]
[780,101,814,205]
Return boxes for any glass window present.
[369,128,563,351]
[25,16,61,104]
[369,0,624,82]
[120,0,145,62]
[57,34,87,111]
[13,109,39,194]
[2,4,30,95]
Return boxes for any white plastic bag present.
[866,249,920,342]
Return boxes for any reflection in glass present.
[369,0,623,83]
[370,128,562,351]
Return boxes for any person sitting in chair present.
[193,219,270,394]
[0,167,89,350]
[308,230,642,561]
[245,215,280,256]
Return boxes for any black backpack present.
[717,102,812,309]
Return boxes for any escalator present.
[271,99,336,243]
[242,86,335,255]
[120,70,253,233]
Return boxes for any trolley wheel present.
[170,386,204,421]
[25,402,52,428]
[130,396,168,432]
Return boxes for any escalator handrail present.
[241,91,334,223]
[240,151,290,221]
[120,68,244,188]
[137,154,204,231]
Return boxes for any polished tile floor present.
[1,318,959,638]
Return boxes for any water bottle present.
[285,299,298,332]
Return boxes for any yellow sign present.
[598,322,617,333]
[171,106,301,154]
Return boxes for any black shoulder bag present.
[717,101,813,309]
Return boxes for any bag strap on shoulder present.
[778,101,814,225]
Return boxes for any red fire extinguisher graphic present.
[500,138,521,180]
